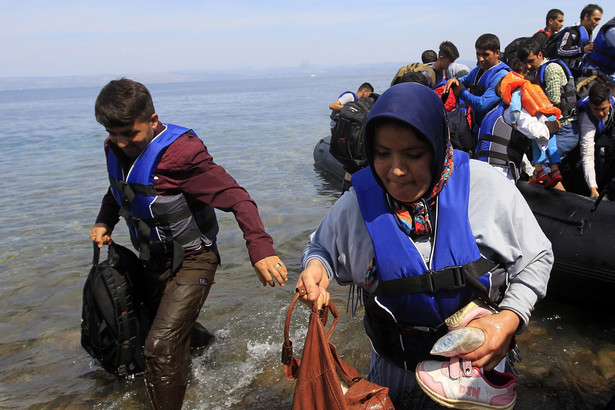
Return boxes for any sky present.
[1,0,612,78]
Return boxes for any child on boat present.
[497,69,564,189]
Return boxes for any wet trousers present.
[143,246,219,410]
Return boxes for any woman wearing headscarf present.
[296,82,552,408]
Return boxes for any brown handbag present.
[282,286,395,410]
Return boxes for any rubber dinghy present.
[313,135,615,306]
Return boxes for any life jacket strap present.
[480,132,530,151]
[475,150,518,164]
[374,257,497,297]
[136,220,153,263]
[115,179,205,272]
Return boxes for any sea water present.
[0,71,613,409]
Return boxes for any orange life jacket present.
[500,71,561,119]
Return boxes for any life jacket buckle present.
[428,266,466,292]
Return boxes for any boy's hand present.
[444,78,459,94]
[253,255,288,287]
[546,120,561,135]
[90,223,112,247]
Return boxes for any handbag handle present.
[282,285,339,366]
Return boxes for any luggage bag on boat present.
[502,36,530,66]
[81,242,152,377]
[330,95,377,174]
[282,286,394,409]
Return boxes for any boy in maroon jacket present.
[90,78,287,409]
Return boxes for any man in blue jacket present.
[444,34,510,140]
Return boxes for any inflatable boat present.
[313,136,615,306]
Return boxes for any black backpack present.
[81,242,152,377]
[542,30,561,60]
[502,36,530,65]
[447,104,474,153]
[440,90,474,153]
[330,94,378,174]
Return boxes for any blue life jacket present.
[467,62,510,97]
[475,103,530,169]
[536,59,577,119]
[107,124,218,271]
[352,151,501,369]
[577,95,615,188]
[582,17,615,75]
[559,25,591,71]
[564,25,590,44]
[330,91,359,121]
[578,94,615,135]
[353,151,495,325]
[465,62,510,127]
[339,90,358,100]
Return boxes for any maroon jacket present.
[96,123,275,265]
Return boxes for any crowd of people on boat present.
[314,4,613,409]
[83,5,613,410]
[329,4,615,200]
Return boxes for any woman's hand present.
[295,259,330,309]
[459,309,520,371]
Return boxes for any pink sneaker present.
[416,358,516,409]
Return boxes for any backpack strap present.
[92,242,100,267]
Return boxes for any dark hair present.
[508,58,527,75]
[392,71,430,87]
[475,33,500,52]
[546,8,564,26]
[439,41,460,61]
[517,39,542,61]
[581,4,602,21]
[589,81,611,105]
[358,82,374,93]
[421,49,438,64]
[95,78,155,128]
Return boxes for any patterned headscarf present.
[362,82,453,237]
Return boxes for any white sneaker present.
[416,357,516,409]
